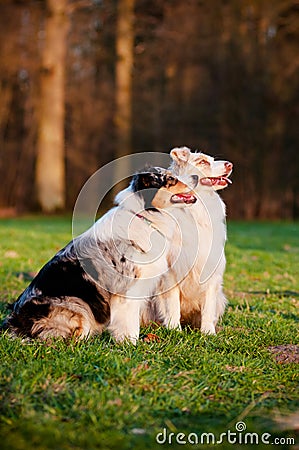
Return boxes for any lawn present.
[0,218,298,449]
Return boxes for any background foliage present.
[0,0,299,218]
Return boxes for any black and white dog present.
[2,169,198,343]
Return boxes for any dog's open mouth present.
[200,176,232,187]
[170,193,197,204]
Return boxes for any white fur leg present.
[158,286,181,330]
[215,290,227,324]
[108,295,143,344]
[200,282,218,335]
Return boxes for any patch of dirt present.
[268,344,299,364]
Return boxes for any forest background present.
[0,0,298,219]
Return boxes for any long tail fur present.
[2,297,103,339]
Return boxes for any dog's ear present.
[170,147,191,163]
[131,172,165,192]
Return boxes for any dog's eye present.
[198,159,210,166]
[166,176,177,186]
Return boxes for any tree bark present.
[113,0,135,191]
[36,0,68,212]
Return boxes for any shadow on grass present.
[245,290,299,297]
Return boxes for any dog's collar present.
[134,212,164,236]
[135,212,153,227]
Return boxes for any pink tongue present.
[200,177,228,186]
[177,193,193,201]
[171,193,196,204]
[214,177,227,186]
[200,178,213,186]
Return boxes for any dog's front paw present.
[112,331,139,345]
[200,323,216,335]
[167,322,182,331]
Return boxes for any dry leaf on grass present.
[143,333,160,342]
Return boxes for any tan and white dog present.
[162,146,233,334]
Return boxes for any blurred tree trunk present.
[36,0,68,212]
[113,0,135,193]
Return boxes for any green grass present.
[0,218,298,449]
